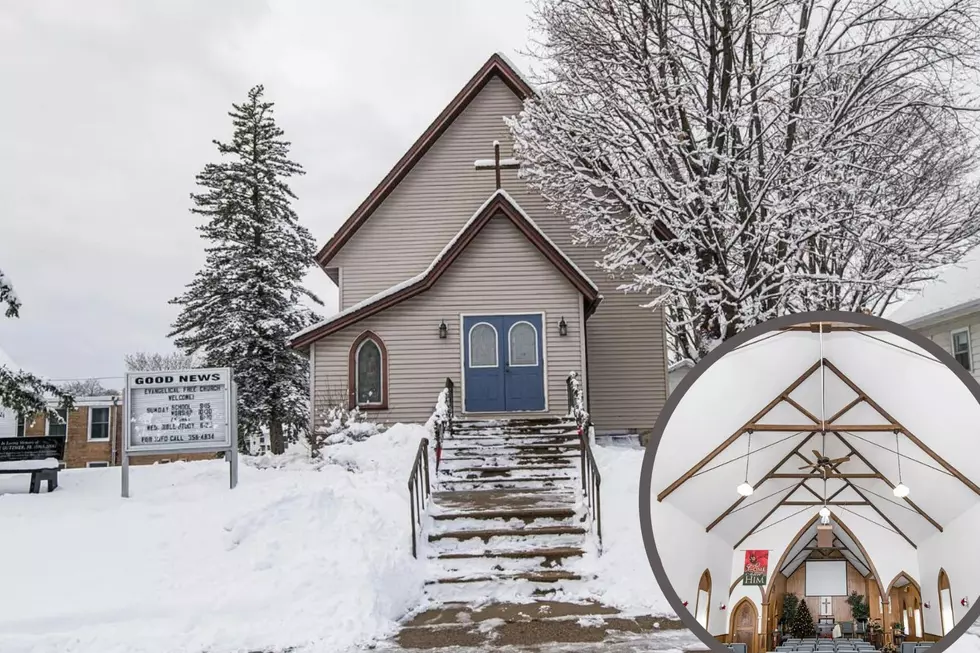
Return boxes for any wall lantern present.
[720,603,727,610]
[923,602,931,609]
[438,320,448,339]
[962,598,970,607]
[558,317,568,336]
[683,601,689,608]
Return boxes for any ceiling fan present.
[799,449,851,476]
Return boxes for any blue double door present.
[463,313,546,413]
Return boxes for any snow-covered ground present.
[3,426,975,653]
[0,424,429,653]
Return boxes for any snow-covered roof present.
[291,189,600,347]
[652,324,980,581]
[888,245,980,328]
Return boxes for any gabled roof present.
[315,53,535,269]
[290,190,602,349]
[889,245,980,328]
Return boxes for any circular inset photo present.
[640,311,980,653]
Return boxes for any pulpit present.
[817,617,835,638]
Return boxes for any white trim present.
[87,405,111,442]
[578,300,589,411]
[459,311,550,415]
[354,337,385,407]
[86,461,109,468]
[338,267,344,310]
[467,322,499,368]
[309,343,316,434]
[951,326,972,370]
[507,321,539,367]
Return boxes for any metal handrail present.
[407,437,431,559]
[567,372,602,550]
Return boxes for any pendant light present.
[893,431,910,498]
[736,431,754,496]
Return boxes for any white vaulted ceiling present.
[652,322,980,562]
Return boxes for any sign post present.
[122,368,237,498]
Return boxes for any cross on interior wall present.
[821,596,833,615]
[474,140,519,189]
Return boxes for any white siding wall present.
[0,406,16,438]
[917,314,980,380]
[313,216,584,425]
[326,76,667,432]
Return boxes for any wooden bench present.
[0,436,67,493]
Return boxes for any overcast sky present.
[0,0,536,383]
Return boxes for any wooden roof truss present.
[658,358,980,550]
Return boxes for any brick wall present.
[28,404,218,468]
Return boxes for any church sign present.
[743,549,769,586]
[121,368,238,497]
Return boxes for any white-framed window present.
[16,414,25,437]
[508,321,539,367]
[86,461,109,468]
[951,327,971,370]
[47,408,68,436]
[88,406,110,441]
[468,322,498,368]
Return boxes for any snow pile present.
[579,443,674,616]
[0,423,429,653]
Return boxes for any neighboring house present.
[11,394,216,469]
[288,54,670,437]
[890,246,980,377]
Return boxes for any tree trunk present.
[269,419,285,455]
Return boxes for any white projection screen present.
[805,561,848,596]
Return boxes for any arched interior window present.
[469,322,498,367]
[508,321,538,366]
[939,569,953,636]
[349,331,387,409]
[695,569,712,630]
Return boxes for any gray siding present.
[917,314,980,380]
[314,216,584,424]
[326,76,667,432]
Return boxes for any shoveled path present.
[384,600,692,651]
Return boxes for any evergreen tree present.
[169,85,322,454]
[791,599,817,638]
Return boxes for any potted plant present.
[892,622,906,646]
[782,593,800,634]
[847,591,871,626]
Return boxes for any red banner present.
[744,550,769,586]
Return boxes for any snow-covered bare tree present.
[169,85,322,454]
[0,267,73,419]
[56,378,119,397]
[509,0,980,361]
[124,351,201,372]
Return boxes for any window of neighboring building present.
[952,328,971,370]
[16,414,25,437]
[58,461,67,469]
[86,461,109,468]
[88,406,110,441]
[349,331,387,409]
[47,408,68,436]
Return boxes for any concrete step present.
[454,417,576,428]
[438,477,576,491]
[440,443,581,454]
[429,525,586,543]
[432,506,578,523]
[426,569,582,585]
[440,453,580,463]
[437,546,585,561]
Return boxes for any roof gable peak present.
[315,53,535,268]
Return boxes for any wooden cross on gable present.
[474,140,520,189]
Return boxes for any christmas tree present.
[791,599,817,638]
[170,85,322,454]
